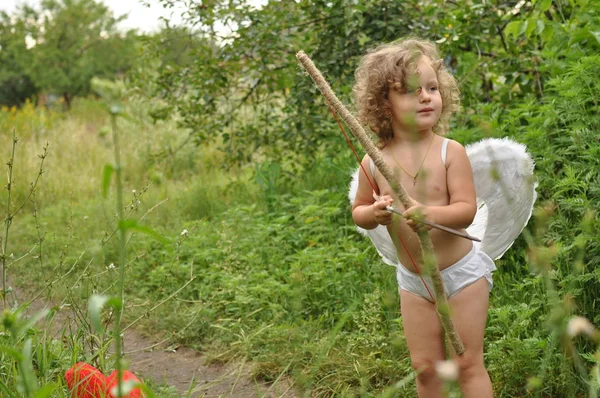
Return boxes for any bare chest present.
[374,153,449,208]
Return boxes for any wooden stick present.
[296,50,465,356]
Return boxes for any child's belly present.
[387,218,474,272]
[375,166,468,270]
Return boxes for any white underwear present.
[396,243,496,302]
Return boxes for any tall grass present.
[0,95,199,396]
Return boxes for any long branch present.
[296,51,464,356]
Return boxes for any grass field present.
[1,94,599,397]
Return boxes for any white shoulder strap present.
[441,138,450,166]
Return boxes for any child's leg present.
[400,290,446,397]
[448,277,493,398]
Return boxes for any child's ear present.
[389,80,403,93]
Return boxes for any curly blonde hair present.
[353,38,460,147]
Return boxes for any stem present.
[296,51,464,355]
[11,143,48,218]
[32,192,44,271]
[2,131,17,308]
[111,113,126,398]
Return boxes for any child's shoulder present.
[442,138,470,167]
[443,137,467,154]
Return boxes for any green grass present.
[2,82,600,396]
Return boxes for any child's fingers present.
[377,211,393,225]
[403,206,418,218]
[408,220,432,233]
[372,205,393,225]
[406,217,428,233]
[374,200,391,210]
[383,197,394,208]
[371,195,396,225]
[379,218,393,226]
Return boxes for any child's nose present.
[418,88,431,102]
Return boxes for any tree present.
[142,0,599,168]
[0,11,38,107]
[17,0,139,109]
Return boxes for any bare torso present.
[373,135,473,272]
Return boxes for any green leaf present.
[14,309,49,339]
[118,219,169,244]
[88,295,109,335]
[34,384,57,398]
[0,345,24,360]
[102,164,114,198]
[520,20,529,36]
[138,383,157,398]
[538,0,552,12]
[535,20,545,35]
[17,339,38,394]
[541,23,555,42]
[0,380,12,397]
[357,33,371,46]
[504,21,522,39]
[88,295,122,336]
[526,18,536,37]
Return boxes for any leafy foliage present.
[142,0,600,169]
[0,12,37,107]
[0,0,139,108]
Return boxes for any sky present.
[1,0,186,33]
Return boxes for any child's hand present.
[371,195,394,225]
[403,202,434,232]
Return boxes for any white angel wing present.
[465,137,537,259]
[348,137,536,264]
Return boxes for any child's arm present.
[352,155,394,230]
[404,140,477,231]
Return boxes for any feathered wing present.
[465,137,537,259]
[348,137,537,265]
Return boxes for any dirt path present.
[123,331,295,397]
[6,285,296,397]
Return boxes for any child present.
[351,39,495,397]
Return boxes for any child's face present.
[387,57,442,134]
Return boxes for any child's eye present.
[428,86,438,92]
